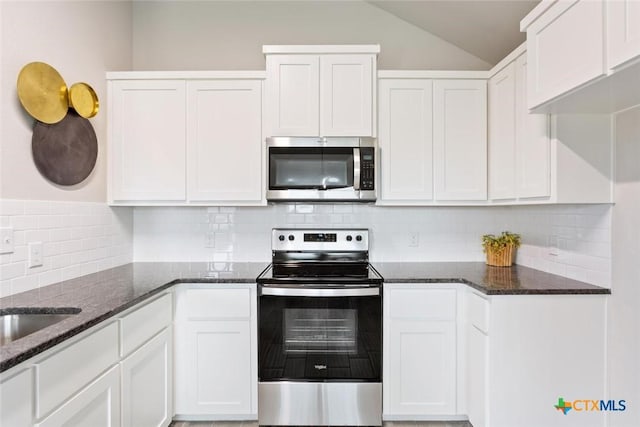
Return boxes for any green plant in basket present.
[481,231,521,253]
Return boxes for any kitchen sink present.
[0,308,81,345]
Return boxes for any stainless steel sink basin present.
[0,308,81,345]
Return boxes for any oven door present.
[258,286,381,382]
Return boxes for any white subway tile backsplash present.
[133,203,612,287]
[0,200,133,297]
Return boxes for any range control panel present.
[272,228,369,251]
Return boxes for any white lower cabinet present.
[0,366,33,427]
[174,283,257,420]
[121,328,172,427]
[465,291,607,427]
[36,365,121,427]
[383,284,461,419]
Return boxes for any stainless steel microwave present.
[266,137,376,202]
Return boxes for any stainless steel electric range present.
[257,228,383,426]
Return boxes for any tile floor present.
[170,422,473,427]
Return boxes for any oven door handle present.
[260,287,380,297]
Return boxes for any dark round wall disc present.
[32,111,98,185]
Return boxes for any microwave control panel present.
[360,147,375,190]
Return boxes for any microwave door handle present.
[353,147,361,191]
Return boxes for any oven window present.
[259,293,381,382]
[284,308,357,354]
[269,147,354,189]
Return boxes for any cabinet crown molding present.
[263,45,380,54]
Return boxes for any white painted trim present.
[106,71,267,80]
[488,42,527,78]
[378,70,489,79]
[262,44,380,54]
[520,0,559,31]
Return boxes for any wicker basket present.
[485,243,516,267]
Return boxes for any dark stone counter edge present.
[383,278,612,295]
[0,278,255,373]
[0,276,610,373]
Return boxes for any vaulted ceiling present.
[368,0,540,65]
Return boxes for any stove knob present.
[278,235,285,241]
[288,235,295,241]
[356,235,363,242]
[346,235,353,242]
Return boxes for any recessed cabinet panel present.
[320,55,373,136]
[0,368,32,427]
[187,80,263,203]
[515,55,550,199]
[266,55,319,136]
[526,0,606,109]
[607,0,640,69]
[488,63,517,200]
[111,80,186,201]
[434,80,487,201]
[378,79,434,202]
[36,366,121,427]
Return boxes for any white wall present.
[131,0,492,71]
[133,203,611,287]
[0,0,132,202]
[607,106,640,427]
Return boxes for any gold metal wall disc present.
[17,62,69,124]
[69,82,99,118]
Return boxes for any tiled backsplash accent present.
[134,203,612,287]
[0,200,133,297]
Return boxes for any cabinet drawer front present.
[120,293,172,357]
[185,288,251,320]
[36,322,119,418]
[468,292,490,333]
[388,288,456,321]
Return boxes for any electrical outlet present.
[0,227,14,254]
[28,241,43,268]
[409,232,419,247]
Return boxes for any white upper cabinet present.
[378,78,434,203]
[108,72,266,206]
[521,0,640,113]
[110,80,187,202]
[607,0,640,69]
[187,80,263,204]
[433,79,488,201]
[264,45,378,137]
[488,48,550,202]
[265,54,319,136]
[320,54,374,136]
[524,0,606,110]
[488,63,517,200]
[514,54,551,199]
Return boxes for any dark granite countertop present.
[0,262,267,373]
[372,262,611,295]
[1,261,609,373]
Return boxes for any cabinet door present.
[515,54,551,199]
[607,0,640,69]
[320,54,374,136]
[488,63,516,200]
[36,365,121,427]
[176,320,252,415]
[526,0,606,109]
[433,80,487,201]
[385,320,457,415]
[378,79,433,203]
[110,80,186,201]
[266,55,319,136]
[0,368,32,427]
[467,325,488,427]
[121,329,172,427]
[187,80,263,203]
